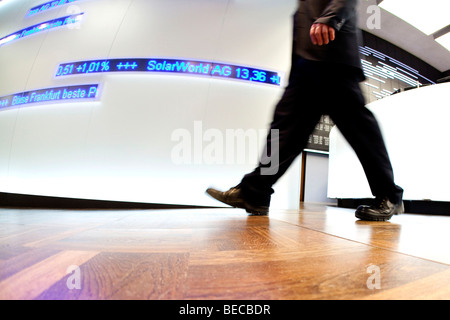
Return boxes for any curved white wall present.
[0,0,300,208]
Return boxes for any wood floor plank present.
[363,269,450,300]
[185,247,449,300]
[0,247,61,282]
[270,205,450,265]
[37,252,190,300]
[0,243,30,261]
[23,225,104,248]
[53,228,193,253]
[0,250,99,300]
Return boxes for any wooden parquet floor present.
[0,203,449,300]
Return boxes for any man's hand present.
[310,23,336,46]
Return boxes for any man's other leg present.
[328,71,403,220]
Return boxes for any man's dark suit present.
[294,0,363,77]
[239,0,403,206]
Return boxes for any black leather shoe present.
[355,197,404,221]
[206,186,269,216]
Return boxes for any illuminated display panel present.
[27,0,81,17]
[55,58,282,86]
[306,41,440,153]
[305,115,333,153]
[360,46,436,102]
[0,84,100,110]
[0,13,84,47]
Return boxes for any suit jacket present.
[294,0,364,80]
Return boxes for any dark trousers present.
[240,56,403,206]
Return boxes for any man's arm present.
[309,0,356,46]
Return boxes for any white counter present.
[328,82,450,202]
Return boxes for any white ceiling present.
[0,0,448,72]
[357,0,450,73]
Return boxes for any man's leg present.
[238,91,322,206]
[207,58,323,214]
[328,70,403,220]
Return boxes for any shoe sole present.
[355,203,404,222]
[206,189,269,216]
[355,211,393,221]
[244,205,269,216]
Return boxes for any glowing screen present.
[27,0,81,17]
[0,84,100,110]
[55,58,282,86]
[0,13,84,47]
[359,45,436,101]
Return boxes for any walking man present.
[207,0,404,221]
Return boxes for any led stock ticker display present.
[0,13,84,47]
[0,84,100,110]
[56,58,282,86]
[27,0,81,17]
